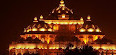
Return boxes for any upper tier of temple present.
[46,0,76,20]
[21,0,104,44]
[24,16,54,33]
[78,16,102,33]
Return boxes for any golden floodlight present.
[80,28,86,32]
[62,14,65,18]
[58,10,61,13]
[40,15,43,19]
[66,11,68,13]
[39,15,44,21]
[87,15,91,20]
[27,29,30,32]
[80,17,84,21]
[39,28,46,31]
[60,0,65,7]
[88,28,94,32]
[62,7,65,10]
[60,4,65,7]
[48,28,52,32]
[60,0,64,4]
[96,29,101,32]
[33,17,38,22]
[32,28,37,31]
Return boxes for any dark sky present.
[1,0,116,54]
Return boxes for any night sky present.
[1,0,116,54]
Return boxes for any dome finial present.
[40,15,43,19]
[59,0,65,7]
[87,15,91,20]
[33,17,38,22]
[87,15,91,21]
[80,17,83,21]
[60,0,64,4]
[39,15,44,21]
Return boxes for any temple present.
[9,0,116,55]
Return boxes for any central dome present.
[47,0,76,20]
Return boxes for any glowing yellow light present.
[73,22,77,24]
[24,29,26,32]
[87,15,91,20]
[60,22,64,24]
[78,22,80,24]
[84,39,87,44]
[88,28,94,32]
[9,45,15,50]
[41,38,45,43]
[64,22,68,24]
[48,28,52,31]
[69,22,73,24]
[53,47,55,49]
[80,28,86,32]
[60,0,65,7]
[62,7,65,10]
[60,0,64,4]
[33,17,38,22]
[34,17,37,20]
[56,22,59,24]
[45,36,51,44]
[62,14,65,18]
[39,28,46,31]
[93,35,98,41]
[79,22,84,24]
[58,10,61,13]
[26,30,29,32]
[32,28,37,31]
[27,29,31,32]
[66,11,68,13]
[80,17,83,21]
[49,48,52,49]
[96,29,101,32]
[40,15,43,19]
[57,22,60,24]
[60,4,65,7]
[53,25,59,31]
[45,48,47,49]
[9,44,37,50]
[47,22,52,24]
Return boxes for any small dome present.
[78,16,101,33]
[24,17,53,33]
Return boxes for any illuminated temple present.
[9,0,116,55]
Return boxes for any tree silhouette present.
[80,45,99,55]
[64,44,99,55]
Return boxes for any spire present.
[39,15,44,21]
[87,15,91,21]
[33,17,38,22]
[59,0,65,7]
[80,17,83,21]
